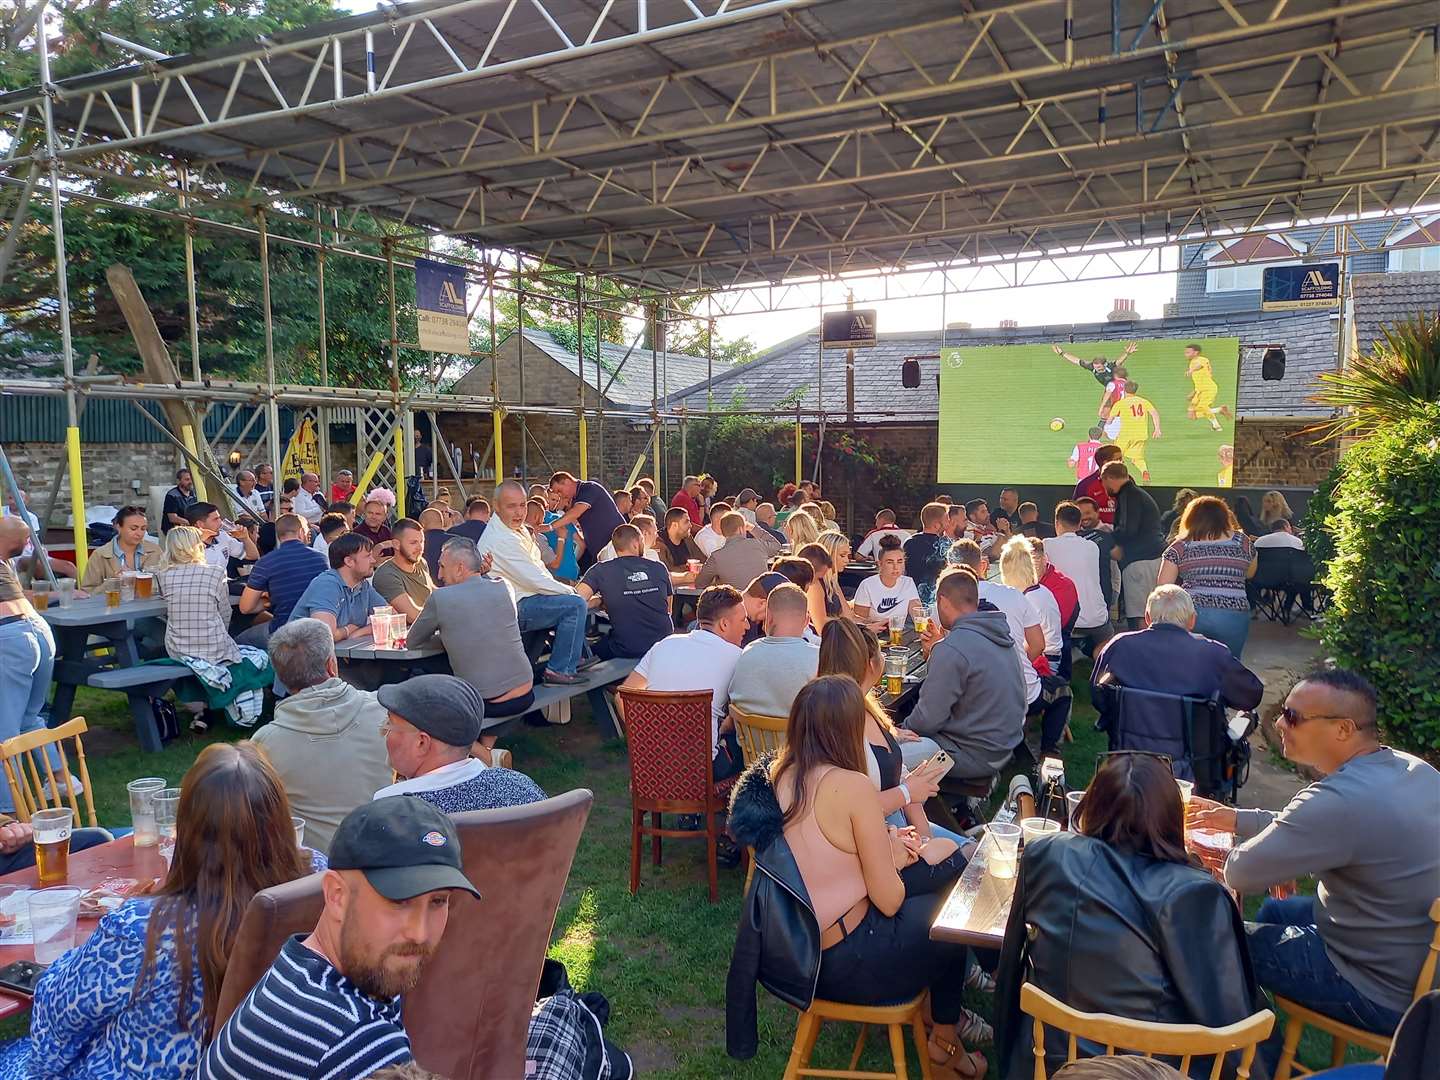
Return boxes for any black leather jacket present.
[725,760,821,1060]
[996,832,1259,1078]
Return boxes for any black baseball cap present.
[328,797,480,901]
[377,674,484,747]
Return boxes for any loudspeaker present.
[1261,348,1286,381]
[901,357,921,388]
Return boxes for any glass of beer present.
[32,808,74,886]
[128,777,167,846]
[134,572,154,599]
[883,652,905,696]
[154,787,182,869]
[913,613,930,636]
[104,579,122,609]
[888,614,904,647]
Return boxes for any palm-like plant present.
[1306,312,1440,439]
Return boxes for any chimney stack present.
[1107,298,1139,322]
[999,319,1018,329]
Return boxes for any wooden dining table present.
[0,836,164,1020]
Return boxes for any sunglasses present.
[1278,706,1352,727]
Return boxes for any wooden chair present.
[0,718,98,826]
[1020,982,1275,1079]
[1273,896,1440,1079]
[783,993,932,1080]
[616,687,725,903]
[732,707,788,766]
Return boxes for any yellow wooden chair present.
[1020,982,1275,1080]
[1273,896,1440,1079]
[0,717,99,827]
[783,992,933,1080]
[732,707,787,767]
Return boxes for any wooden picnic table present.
[931,825,1238,950]
[0,836,164,1020]
[333,634,449,690]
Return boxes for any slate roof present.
[673,309,1340,421]
[510,328,731,412]
[1350,271,1440,356]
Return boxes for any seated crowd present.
[2,458,1433,1080]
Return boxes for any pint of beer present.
[104,580,122,609]
[134,573,154,599]
[32,808,74,886]
[883,652,905,696]
[914,615,930,636]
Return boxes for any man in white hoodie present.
[254,618,392,853]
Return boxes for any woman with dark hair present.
[6,742,319,1078]
[80,505,162,589]
[727,676,986,1078]
[1157,495,1257,658]
[995,753,1257,1078]
[1233,496,1263,538]
[817,621,968,869]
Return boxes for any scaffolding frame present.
[3,0,1439,569]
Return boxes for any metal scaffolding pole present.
[518,273,528,485]
[487,265,503,483]
[33,5,87,572]
[575,276,588,481]
[178,162,201,383]
[386,241,406,519]
[316,208,332,491]
[257,209,283,496]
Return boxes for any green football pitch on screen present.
[937,337,1239,487]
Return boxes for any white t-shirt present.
[693,524,725,557]
[1025,584,1063,658]
[976,579,1041,704]
[633,628,742,756]
[1254,531,1305,550]
[233,489,268,520]
[597,542,663,564]
[856,528,912,560]
[203,531,245,571]
[852,574,921,620]
[1044,532,1108,629]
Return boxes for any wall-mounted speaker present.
[1261,348,1286,381]
[901,358,921,388]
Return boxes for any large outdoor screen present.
[937,337,1240,487]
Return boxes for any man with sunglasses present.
[1192,669,1440,1072]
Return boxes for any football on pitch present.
[1049,417,1065,431]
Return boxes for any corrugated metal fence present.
[0,397,303,444]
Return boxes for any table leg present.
[587,686,622,740]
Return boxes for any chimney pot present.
[999,319,1018,329]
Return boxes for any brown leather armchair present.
[213,788,595,1079]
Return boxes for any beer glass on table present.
[134,573,154,600]
[104,578,122,609]
[32,808,74,887]
[154,788,182,869]
[883,652,905,697]
[128,777,166,847]
[888,613,904,647]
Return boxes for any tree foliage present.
[1307,313,1440,439]
[1316,403,1440,759]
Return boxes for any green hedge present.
[1317,404,1440,759]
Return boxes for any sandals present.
[928,1032,987,1079]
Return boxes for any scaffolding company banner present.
[415,258,470,353]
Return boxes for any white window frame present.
[1387,245,1440,272]
[1205,261,1303,293]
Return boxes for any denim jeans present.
[1193,605,1251,659]
[517,593,588,675]
[0,617,58,812]
[1247,896,1404,1071]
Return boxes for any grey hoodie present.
[904,609,1027,778]
[252,677,392,854]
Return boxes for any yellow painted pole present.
[578,414,588,481]
[65,427,88,577]
[353,450,386,500]
[393,424,406,520]
[179,423,208,503]
[492,408,504,482]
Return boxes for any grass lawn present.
[32,666,1371,1075]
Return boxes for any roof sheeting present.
[1350,271,1440,355]
[8,0,1439,295]
[672,309,1339,421]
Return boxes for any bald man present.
[418,506,451,580]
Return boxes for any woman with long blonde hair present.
[1259,490,1294,528]
[815,530,856,623]
[784,507,820,549]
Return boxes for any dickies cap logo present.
[421,830,447,847]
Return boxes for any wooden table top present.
[39,593,240,628]
[0,836,165,1019]
[334,637,446,661]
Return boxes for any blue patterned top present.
[1,850,326,1080]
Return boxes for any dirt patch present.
[626,1038,678,1073]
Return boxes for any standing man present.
[475,481,590,685]
[292,472,328,526]
[671,475,704,527]
[254,463,275,515]
[329,469,357,506]
[162,468,198,533]
[372,518,434,623]
[542,471,624,574]
[1102,461,1165,629]
[1193,670,1440,1074]
[1044,502,1111,651]
[578,524,674,659]
[232,470,268,521]
[200,798,479,1079]
[1073,443,1124,528]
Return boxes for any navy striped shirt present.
[246,539,328,627]
[199,936,412,1080]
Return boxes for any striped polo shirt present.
[200,935,411,1079]
[245,539,329,626]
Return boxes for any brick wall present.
[1233,419,1338,489]
[7,442,179,523]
